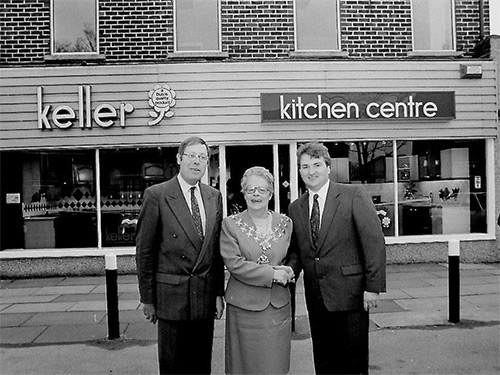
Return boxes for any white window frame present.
[50,0,99,55]
[173,0,222,53]
[410,0,456,52]
[293,0,341,52]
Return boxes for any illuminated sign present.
[261,92,455,122]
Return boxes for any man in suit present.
[287,142,386,375]
[136,136,225,375]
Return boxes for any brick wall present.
[0,0,491,66]
[221,0,294,59]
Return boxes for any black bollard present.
[448,240,460,323]
[105,254,120,339]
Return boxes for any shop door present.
[1,153,24,249]
[224,145,291,215]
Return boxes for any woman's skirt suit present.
[220,210,293,375]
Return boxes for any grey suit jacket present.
[220,211,292,311]
[135,176,224,320]
[287,182,386,312]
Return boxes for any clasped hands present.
[272,265,295,286]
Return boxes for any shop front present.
[0,61,497,265]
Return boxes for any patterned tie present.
[190,186,204,241]
[310,193,320,248]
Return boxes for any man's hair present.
[178,136,209,156]
[297,142,331,167]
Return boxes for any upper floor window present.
[174,0,220,52]
[411,0,455,51]
[294,0,340,51]
[51,0,98,54]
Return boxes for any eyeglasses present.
[183,153,208,162]
[245,186,269,195]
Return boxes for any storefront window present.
[19,150,97,249]
[397,140,486,235]
[100,148,177,247]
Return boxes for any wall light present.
[460,64,483,79]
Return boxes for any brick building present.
[0,0,498,276]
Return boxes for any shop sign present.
[148,84,176,125]
[260,92,455,122]
[38,86,135,130]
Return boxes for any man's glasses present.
[245,186,269,195]
[183,153,208,162]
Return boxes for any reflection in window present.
[52,0,98,54]
[21,151,97,248]
[411,0,454,51]
[397,140,486,235]
[100,148,177,247]
[174,0,220,52]
[295,0,340,51]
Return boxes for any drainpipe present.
[479,0,484,40]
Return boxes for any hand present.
[215,296,225,320]
[274,265,295,284]
[273,268,292,286]
[142,303,157,324]
[363,291,380,311]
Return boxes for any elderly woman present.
[221,166,294,375]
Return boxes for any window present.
[51,0,98,54]
[294,0,340,51]
[174,0,220,52]
[411,0,455,51]
[307,139,487,237]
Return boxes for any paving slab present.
[0,313,34,327]
[0,295,58,304]
[5,278,65,288]
[123,322,157,340]
[34,324,108,344]
[57,276,106,286]
[400,285,449,298]
[0,302,76,314]
[23,311,106,326]
[0,326,47,345]
[462,283,499,295]
[0,288,42,297]
[33,285,97,295]
[53,293,106,302]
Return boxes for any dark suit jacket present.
[287,182,386,313]
[135,176,224,321]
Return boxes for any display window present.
[0,139,489,251]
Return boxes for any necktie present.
[190,186,204,241]
[310,193,320,248]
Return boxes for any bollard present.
[105,253,120,339]
[448,240,460,323]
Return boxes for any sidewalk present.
[1,263,499,374]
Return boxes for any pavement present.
[0,262,499,375]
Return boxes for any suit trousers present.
[158,317,215,374]
[308,307,369,375]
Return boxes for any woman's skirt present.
[225,303,292,375]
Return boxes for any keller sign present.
[261,92,455,122]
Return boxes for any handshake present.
[272,265,295,286]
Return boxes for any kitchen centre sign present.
[261,92,455,122]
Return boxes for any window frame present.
[50,0,100,55]
[293,0,341,53]
[173,0,222,53]
[410,0,456,53]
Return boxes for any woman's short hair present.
[240,166,274,193]
[296,142,331,167]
